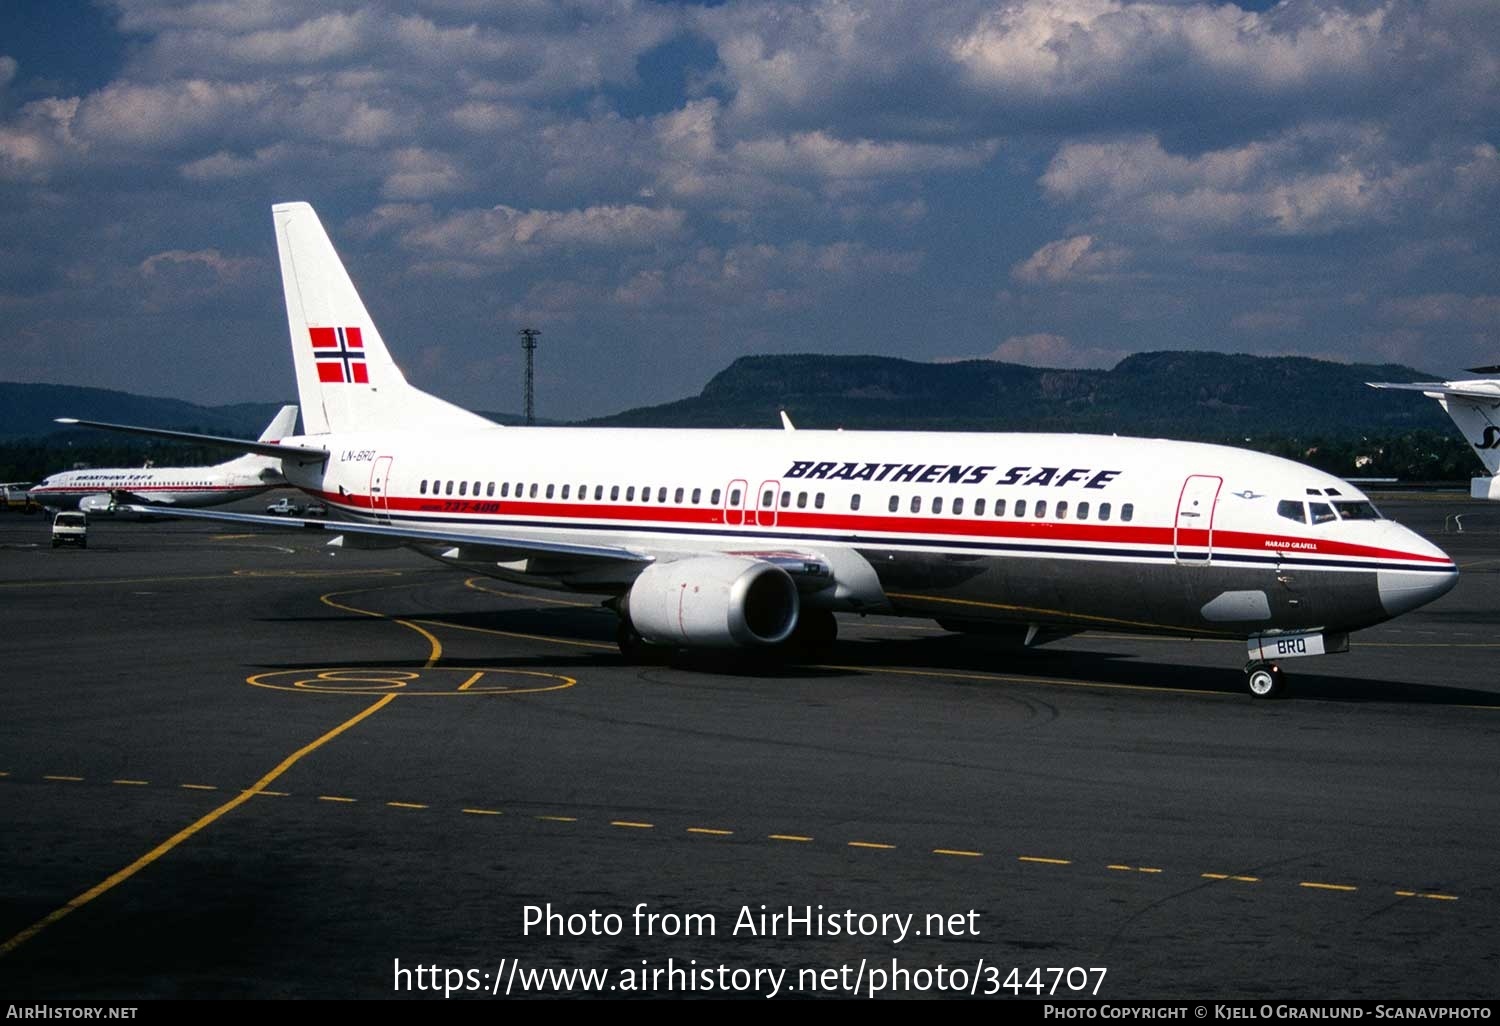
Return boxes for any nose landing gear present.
[1245,661,1286,699]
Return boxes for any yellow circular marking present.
[247,666,575,696]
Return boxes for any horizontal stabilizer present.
[1366,382,1500,403]
[54,418,329,462]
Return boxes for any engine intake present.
[625,556,799,648]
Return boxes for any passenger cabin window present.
[713,489,724,505]
[889,495,899,513]
[851,494,861,511]
[780,491,792,508]
[1034,500,1047,518]
[610,486,619,501]
[473,481,480,496]
[1121,503,1134,522]
[1277,500,1306,523]
[762,489,774,507]
[725,489,736,505]
[445,481,454,496]
[691,488,701,504]
[1099,502,1110,521]
[459,481,468,496]
[1055,500,1068,519]
[420,480,428,495]
[641,486,651,503]
[910,496,922,514]
[974,498,985,516]
[487,482,495,497]
[815,493,825,509]
[953,497,963,515]
[626,487,635,501]
[546,484,555,499]
[1014,499,1025,517]
[675,488,684,503]
[1309,502,1337,525]
[596,486,605,501]
[529,484,538,499]
[1077,501,1089,520]
[659,487,668,503]
[932,497,944,514]
[796,492,807,509]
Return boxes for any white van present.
[51,511,88,548]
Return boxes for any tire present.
[1245,661,1285,699]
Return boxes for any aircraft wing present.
[1367,382,1500,402]
[115,505,838,589]
[55,418,329,462]
[116,504,653,565]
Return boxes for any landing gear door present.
[1174,474,1222,564]
[369,456,393,524]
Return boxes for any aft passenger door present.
[756,479,781,528]
[1173,474,1222,564]
[724,478,748,526]
[368,456,393,524]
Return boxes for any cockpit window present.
[1276,500,1306,524]
[1334,500,1382,521]
[1309,502,1337,525]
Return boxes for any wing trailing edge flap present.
[117,505,653,568]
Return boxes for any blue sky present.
[1,0,1496,420]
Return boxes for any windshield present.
[1334,500,1382,521]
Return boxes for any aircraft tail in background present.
[1368,370,1500,499]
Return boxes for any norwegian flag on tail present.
[309,326,368,384]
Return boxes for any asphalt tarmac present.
[0,493,1496,1001]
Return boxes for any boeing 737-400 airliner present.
[62,203,1458,698]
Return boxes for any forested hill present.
[588,351,1449,440]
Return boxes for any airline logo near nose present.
[1478,426,1500,450]
[310,326,368,384]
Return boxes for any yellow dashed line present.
[1108,865,1164,874]
[318,796,356,804]
[44,775,83,782]
[112,780,149,786]
[934,848,983,858]
[687,827,733,836]
[387,802,428,810]
[462,808,502,816]
[1202,873,1259,883]
[246,790,288,797]
[537,815,578,823]
[848,841,896,850]
[1396,891,1458,901]
[1301,881,1358,892]
[1019,856,1072,866]
[769,834,813,843]
[180,784,217,791]
[611,821,654,829]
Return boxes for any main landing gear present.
[1244,661,1286,700]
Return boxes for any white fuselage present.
[29,464,276,511]
[279,426,1456,640]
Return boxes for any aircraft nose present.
[1376,526,1458,617]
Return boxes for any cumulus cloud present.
[138,248,256,283]
[1039,129,1436,237]
[946,333,1128,370]
[1011,235,1128,284]
[395,203,688,265]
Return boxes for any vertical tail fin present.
[272,202,496,435]
[1368,378,1500,475]
[257,404,300,442]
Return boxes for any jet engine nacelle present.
[77,494,115,515]
[625,556,800,648]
